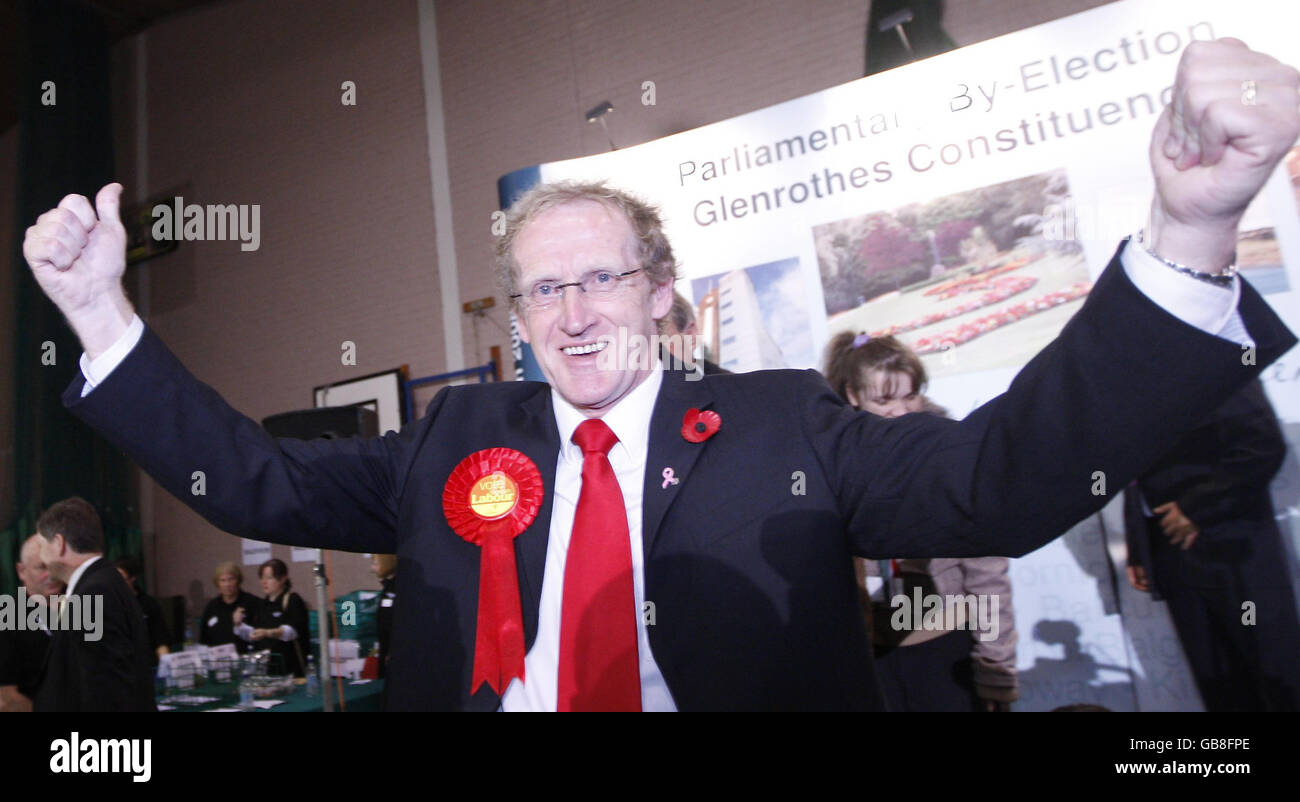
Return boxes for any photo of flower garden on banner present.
[498,0,1300,710]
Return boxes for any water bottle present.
[184,617,195,647]
[305,656,320,698]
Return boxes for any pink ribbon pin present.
[661,467,679,489]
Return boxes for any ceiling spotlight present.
[585,100,617,151]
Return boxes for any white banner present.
[506,0,1300,710]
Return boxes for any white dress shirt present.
[77,238,1248,709]
[64,554,103,596]
[79,314,144,396]
[233,618,297,642]
[501,365,675,711]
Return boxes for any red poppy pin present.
[681,408,721,443]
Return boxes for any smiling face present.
[17,536,63,598]
[513,200,674,417]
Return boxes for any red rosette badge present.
[442,448,543,695]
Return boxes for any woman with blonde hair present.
[199,561,262,653]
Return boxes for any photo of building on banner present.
[688,258,817,373]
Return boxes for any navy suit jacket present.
[1124,379,1290,598]
[63,252,1295,710]
[34,558,157,712]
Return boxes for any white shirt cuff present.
[1120,238,1252,346]
[79,314,146,397]
[233,623,254,641]
[278,624,297,642]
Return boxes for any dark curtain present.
[866,0,956,76]
[3,0,138,596]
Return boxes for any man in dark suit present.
[1125,380,1300,711]
[115,556,173,666]
[21,41,1300,709]
[0,536,64,711]
[659,291,730,377]
[31,498,157,712]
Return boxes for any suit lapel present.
[511,385,560,647]
[642,368,715,557]
[36,559,105,709]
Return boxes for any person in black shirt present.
[235,558,310,677]
[371,553,397,679]
[199,561,262,654]
[115,556,171,667]
[0,536,64,711]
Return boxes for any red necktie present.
[557,419,642,711]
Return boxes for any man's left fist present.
[1148,38,1300,271]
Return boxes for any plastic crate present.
[308,589,379,647]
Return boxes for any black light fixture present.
[866,0,956,76]
[878,8,916,54]
[585,100,617,151]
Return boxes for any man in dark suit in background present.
[659,291,730,377]
[32,498,156,712]
[20,41,1300,709]
[1126,379,1300,711]
[115,556,173,666]
[0,535,65,711]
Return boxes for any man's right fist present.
[22,183,135,358]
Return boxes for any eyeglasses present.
[510,268,643,310]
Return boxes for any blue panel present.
[497,166,545,380]
[497,165,542,209]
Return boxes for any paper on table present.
[169,694,220,705]
[252,699,286,709]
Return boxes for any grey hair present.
[494,180,679,306]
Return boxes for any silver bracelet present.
[1136,229,1237,288]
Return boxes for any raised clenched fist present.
[22,183,135,357]
[1148,39,1300,271]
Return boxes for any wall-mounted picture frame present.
[313,367,408,435]
[124,185,188,266]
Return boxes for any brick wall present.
[119,0,438,613]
